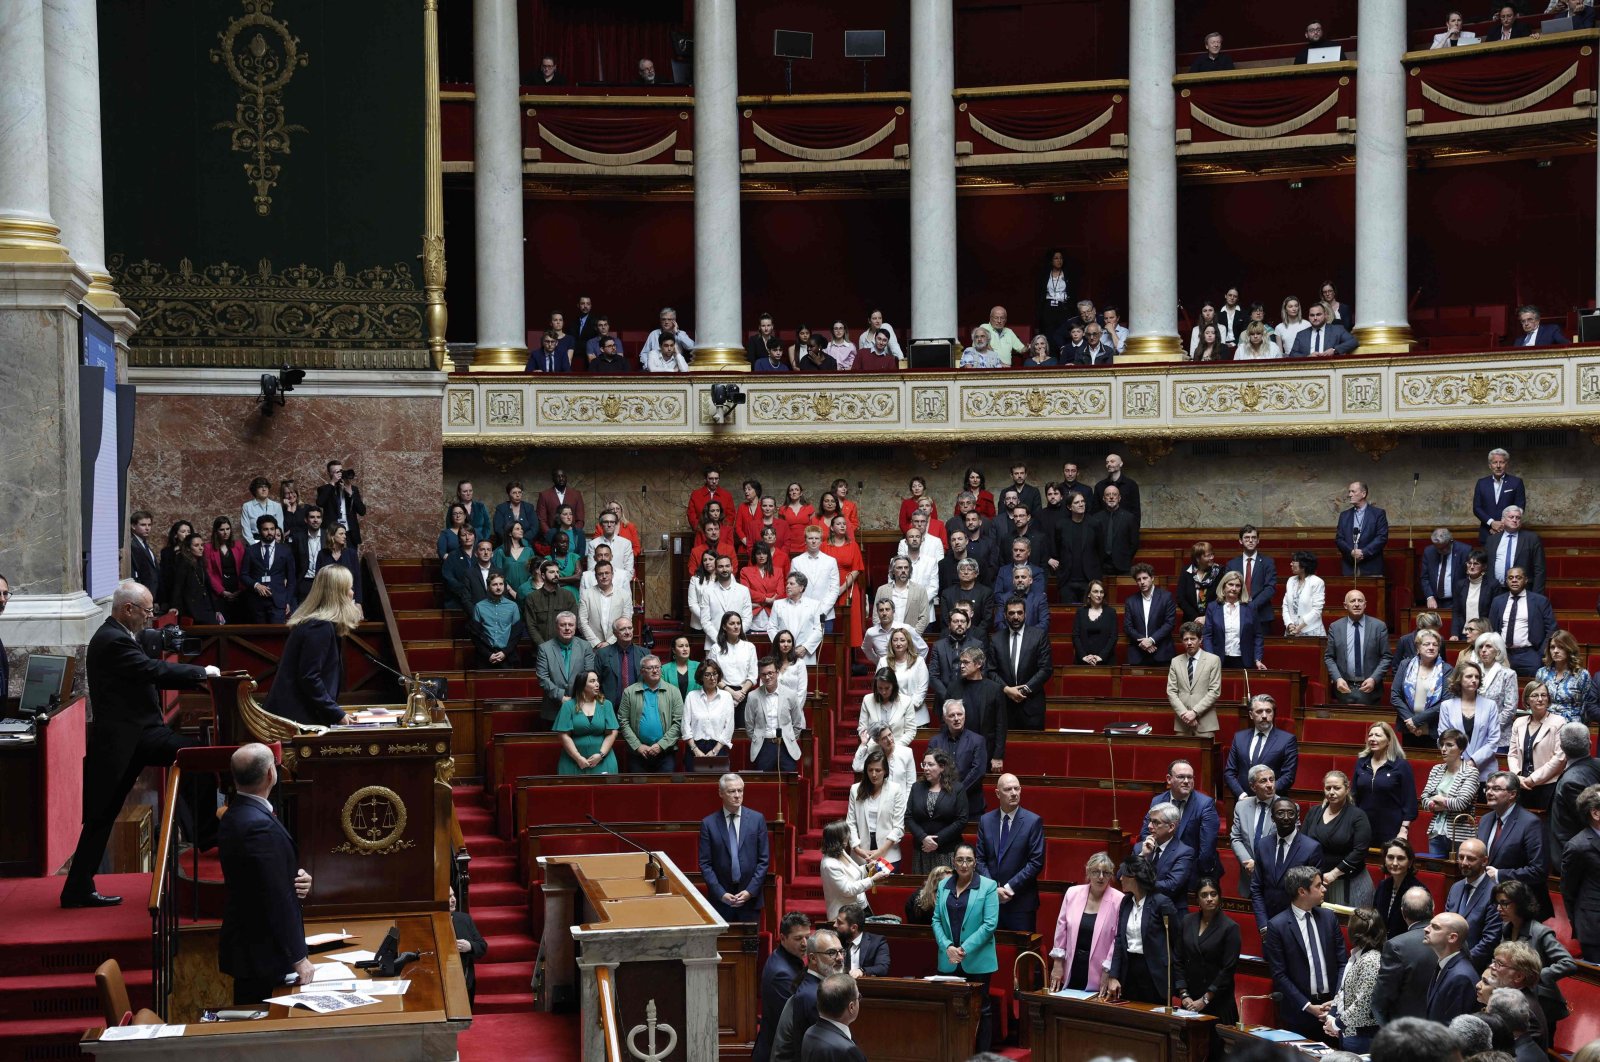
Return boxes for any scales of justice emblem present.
[334,785,414,855]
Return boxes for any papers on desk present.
[1167,1008,1204,1018]
[1050,988,1098,1000]
[310,962,356,982]
[301,980,410,996]
[274,992,382,1014]
[326,948,377,963]
[344,708,400,726]
[99,1025,186,1041]
[305,930,354,947]
[1250,1028,1305,1042]
[923,975,968,983]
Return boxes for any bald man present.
[1424,912,1479,1024]
[975,775,1045,930]
[1324,590,1390,704]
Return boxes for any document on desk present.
[298,980,409,996]
[1050,988,1098,1000]
[923,975,968,983]
[310,962,356,982]
[99,1025,186,1041]
[326,949,377,963]
[305,930,354,947]
[277,992,382,1014]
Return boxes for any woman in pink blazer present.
[1049,852,1123,992]
[202,515,247,624]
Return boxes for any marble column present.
[689,0,746,371]
[471,0,527,371]
[1353,0,1414,352]
[909,0,958,352]
[1123,0,1181,362]
[0,0,67,261]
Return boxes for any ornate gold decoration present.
[1122,381,1160,418]
[688,345,752,373]
[910,443,956,469]
[109,255,424,349]
[963,385,1109,420]
[447,389,476,426]
[1344,375,1382,412]
[435,742,448,754]
[1125,437,1175,466]
[749,391,898,423]
[368,744,380,755]
[1578,365,1600,404]
[538,393,686,425]
[1348,433,1400,461]
[1396,369,1560,408]
[539,124,677,167]
[319,743,366,757]
[210,0,310,215]
[421,0,448,370]
[1191,90,1340,139]
[1176,379,1327,415]
[911,387,948,423]
[486,389,525,426]
[233,675,325,746]
[334,785,413,855]
[967,106,1115,153]
[479,446,532,473]
[1121,335,1183,361]
[435,756,456,785]
[387,742,432,754]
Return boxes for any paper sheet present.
[326,949,377,963]
[157,1026,186,1037]
[99,1026,162,1041]
[274,992,381,1014]
[305,930,353,946]
[310,962,355,982]
[299,979,409,996]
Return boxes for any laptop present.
[1541,15,1575,33]
[1305,45,1344,64]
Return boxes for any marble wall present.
[130,393,445,560]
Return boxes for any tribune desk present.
[82,916,472,1061]
[1018,990,1218,1062]
[854,978,985,1062]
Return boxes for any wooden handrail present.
[365,553,413,678]
[147,767,183,914]
[595,965,625,1062]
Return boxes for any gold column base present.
[1119,334,1184,364]
[1353,324,1415,355]
[82,273,126,312]
[690,344,751,373]
[471,345,528,372]
[0,216,70,263]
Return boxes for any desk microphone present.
[358,648,446,701]
[1235,991,1282,1029]
[1162,913,1173,1013]
[585,815,673,894]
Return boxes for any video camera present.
[139,624,202,659]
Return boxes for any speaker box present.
[909,340,956,370]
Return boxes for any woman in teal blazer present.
[933,842,1000,1052]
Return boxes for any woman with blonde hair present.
[904,864,953,924]
[1508,680,1565,811]
[262,565,363,726]
[1274,295,1309,354]
[1049,852,1123,992]
[1352,721,1416,844]
[1472,631,1519,736]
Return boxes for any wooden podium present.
[539,850,725,1062]
[1018,991,1218,1062]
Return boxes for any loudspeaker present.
[774,30,813,60]
[845,30,886,58]
[909,340,956,370]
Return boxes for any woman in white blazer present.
[854,668,915,771]
[848,747,909,868]
[878,628,931,726]
[820,819,888,919]
[1472,632,1520,735]
[1431,12,1479,48]
[1281,551,1327,636]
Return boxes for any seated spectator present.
[1320,281,1354,330]
[1394,628,1452,743]
[754,337,790,373]
[554,670,619,775]
[531,54,565,86]
[587,334,631,374]
[904,865,953,925]
[1215,288,1245,342]
[1275,295,1310,354]
[1076,322,1115,366]
[635,58,666,86]
[1189,323,1227,363]
[853,328,900,372]
[526,329,570,373]
[645,333,690,373]
[1072,580,1118,664]
[1290,302,1358,357]
[1101,306,1128,352]
[1431,11,1480,48]
[585,316,624,362]
[960,326,1004,369]
[824,321,856,369]
[1509,304,1567,347]
[1188,31,1234,72]
[795,337,837,371]
[857,310,902,359]
[1187,302,1220,355]
[640,306,694,363]
[241,476,284,546]
[1294,20,1345,63]
[746,312,779,364]
[785,325,815,370]
[976,306,1027,364]
[1056,321,1089,364]
[1233,320,1283,360]
[1022,333,1057,366]
[471,571,524,668]
[1485,5,1533,42]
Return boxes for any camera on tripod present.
[139,624,202,658]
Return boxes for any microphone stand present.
[586,815,673,894]
[1408,472,1421,551]
[1105,733,1120,831]
[1163,913,1173,1013]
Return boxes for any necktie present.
[1494,477,1504,503]
[1313,328,1323,353]
[1000,813,1011,851]
[620,651,631,688]
[1304,913,1326,994]
[1012,630,1023,676]
[1507,595,1522,648]
[1500,534,1515,582]
[1354,508,1364,535]
[1278,838,1288,867]
[727,814,741,880]
[1488,815,1502,858]
[1244,556,1254,594]
[264,545,274,576]
[1351,621,1364,677]
[1437,556,1448,599]
[1253,803,1266,849]
[1249,731,1264,765]
[546,353,554,372]
[1187,655,1195,683]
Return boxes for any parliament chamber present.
[2,0,1600,1060]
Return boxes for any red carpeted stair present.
[785,666,874,921]
[453,783,548,1021]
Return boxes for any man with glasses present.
[62,580,221,908]
[1477,771,1549,914]
[771,928,844,1062]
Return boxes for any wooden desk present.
[82,916,472,1061]
[1217,1024,1324,1057]
[0,695,84,877]
[1018,990,1217,1062]
[854,978,984,1062]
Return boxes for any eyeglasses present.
[0,589,11,598]
[953,857,977,865]
[819,947,844,957]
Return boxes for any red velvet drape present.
[520,0,686,86]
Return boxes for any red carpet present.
[460,1010,581,1060]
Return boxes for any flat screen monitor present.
[17,654,73,718]
[845,30,886,59]
[1305,45,1343,64]
[1579,309,1600,344]
[774,30,813,60]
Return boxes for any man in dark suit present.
[62,581,220,908]
[929,699,989,818]
[1223,694,1299,797]
[988,600,1052,730]
[572,295,600,349]
[1288,303,1358,357]
[975,774,1046,931]
[1090,484,1140,574]
[316,459,366,548]
[1484,5,1532,42]
[1324,589,1391,704]
[1006,464,1043,515]
[773,931,843,1062]
[754,913,812,1062]
[1224,525,1277,640]
[1451,549,1500,641]
[800,974,867,1062]
[1487,508,1546,593]
[535,468,585,533]
[1422,527,1472,609]
[128,510,162,602]
[1138,759,1221,894]
[698,773,769,923]
[1489,567,1555,677]
[1334,480,1388,576]
[1552,723,1600,857]
[1122,564,1176,665]
[1250,797,1325,932]
[241,515,294,623]
[1479,772,1550,915]
[524,329,572,373]
[457,539,499,614]
[927,605,982,704]
[1560,783,1600,960]
[1138,802,1196,909]
[290,505,325,606]
[1445,839,1503,970]
[1424,912,1481,1025]
[1093,453,1141,520]
[1263,866,1347,1042]
[218,743,313,1004]
[594,617,648,708]
[1508,305,1568,348]
[832,904,889,978]
[946,648,1008,772]
[1372,886,1437,1022]
[1473,448,1526,543]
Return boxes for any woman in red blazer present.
[202,515,248,624]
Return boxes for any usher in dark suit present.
[316,482,366,547]
[241,538,294,623]
[219,793,307,1004]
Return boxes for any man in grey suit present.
[1230,764,1277,897]
[1324,590,1390,704]
[1486,506,1546,593]
[1287,303,1358,356]
[1166,622,1222,735]
[1371,886,1437,1023]
[534,611,595,726]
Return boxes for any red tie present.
[1244,556,1254,593]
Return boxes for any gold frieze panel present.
[1343,374,1382,413]
[748,390,899,423]
[447,388,476,426]
[1395,368,1560,409]
[1175,378,1328,415]
[963,384,1111,420]
[538,392,687,426]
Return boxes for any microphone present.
[1235,991,1283,1030]
[358,648,446,701]
[1408,471,1421,550]
[1104,733,1120,830]
[1163,912,1173,1013]
[586,815,672,894]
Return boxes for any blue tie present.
[1000,813,1011,853]
[726,814,741,881]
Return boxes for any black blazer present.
[947,674,1009,762]
[800,1019,866,1062]
[83,618,209,815]
[1053,519,1101,587]
[906,782,969,853]
[1451,573,1501,638]
[242,540,295,610]
[1372,921,1434,1022]
[1177,912,1240,1023]
[1109,891,1179,994]
[171,559,217,624]
[130,536,162,600]
[316,483,366,546]
[451,908,487,998]
[987,625,1052,729]
[1089,509,1140,573]
[262,619,345,726]
[1374,873,1422,939]
[1072,606,1118,664]
[218,797,306,981]
[1561,827,1600,946]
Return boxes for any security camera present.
[710,383,746,425]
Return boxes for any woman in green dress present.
[554,670,619,775]
[550,530,582,605]
[492,519,536,600]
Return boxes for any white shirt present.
[885,744,917,791]
[1125,897,1146,953]
[682,688,735,745]
[640,327,695,360]
[1223,602,1242,657]
[858,323,903,358]
[860,622,930,661]
[1140,591,1155,629]
[1275,319,1309,354]
[790,551,842,621]
[1296,907,1329,997]
[700,579,754,643]
[1501,594,1531,650]
[707,638,759,690]
[587,533,634,580]
[879,655,930,727]
[644,346,690,373]
[770,597,824,656]
[745,684,806,763]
